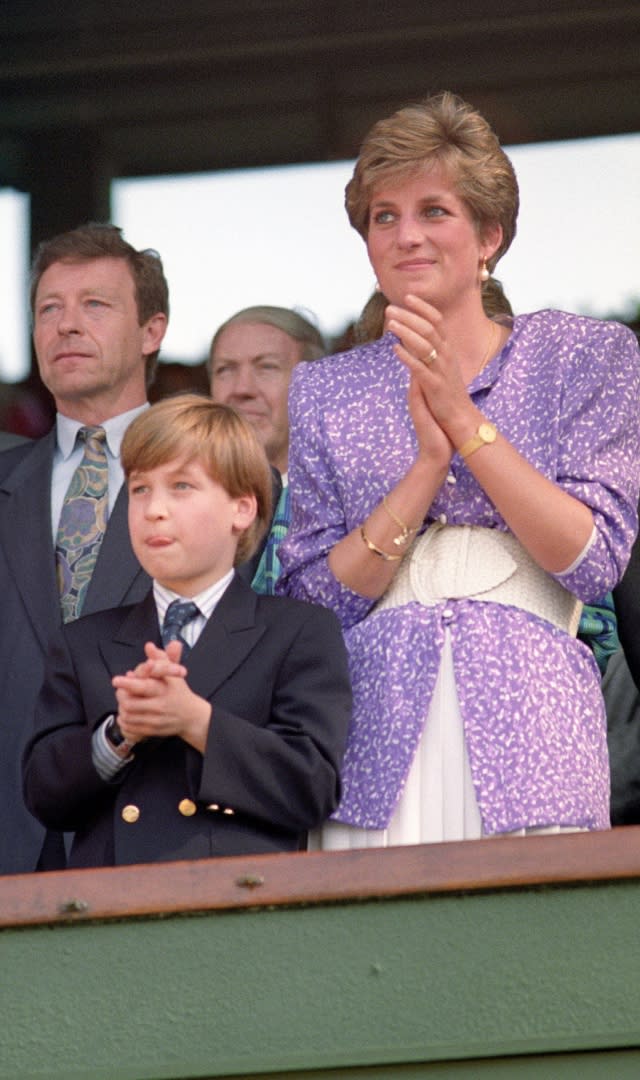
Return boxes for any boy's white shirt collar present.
[153,569,235,639]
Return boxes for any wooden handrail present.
[2,825,640,929]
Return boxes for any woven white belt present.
[375,523,582,636]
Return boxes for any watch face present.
[478,422,496,444]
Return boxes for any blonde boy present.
[23,395,351,867]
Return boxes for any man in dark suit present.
[208,305,326,594]
[0,223,169,874]
[22,396,350,867]
[0,432,30,450]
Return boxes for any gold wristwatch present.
[458,420,497,460]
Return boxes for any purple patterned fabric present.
[278,311,640,832]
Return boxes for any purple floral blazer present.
[279,311,640,833]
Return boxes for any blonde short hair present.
[345,91,519,270]
[121,394,272,565]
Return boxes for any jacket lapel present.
[0,431,61,651]
[186,575,266,700]
[99,590,159,675]
[83,483,150,615]
[0,432,149,645]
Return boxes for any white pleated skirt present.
[309,629,581,851]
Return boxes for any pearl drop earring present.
[480,258,490,283]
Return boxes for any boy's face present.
[127,456,256,597]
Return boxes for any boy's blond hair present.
[121,394,272,565]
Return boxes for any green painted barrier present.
[1,830,640,1078]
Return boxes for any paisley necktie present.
[55,426,109,623]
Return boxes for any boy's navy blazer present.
[23,574,351,868]
[0,432,282,874]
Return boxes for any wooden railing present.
[2,828,640,1079]
[3,825,640,929]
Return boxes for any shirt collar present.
[153,569,235,625]
[56,403,149,461]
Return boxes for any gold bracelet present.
[360,526,403,561]
[382,495,421,547]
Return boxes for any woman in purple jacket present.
[278,91,640,848]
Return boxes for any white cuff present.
[92,717,133,781]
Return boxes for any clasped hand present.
[385,293,474,463]
[112,640,211,752]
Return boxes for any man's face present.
[33,256,166,421]
[210,321,303,474]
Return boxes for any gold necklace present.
[477,321,499,377]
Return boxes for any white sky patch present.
[499,133,640,319]
[0,189,30,382]
[111,161,371,362]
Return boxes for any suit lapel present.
[186,575,266,700]
[0,431,61,650]
[0,432,148,645]
[83,482,149,615]
[99,590,159,674]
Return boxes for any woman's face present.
[366,163,499,312]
